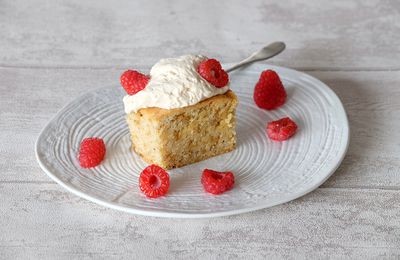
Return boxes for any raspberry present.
[78,138,106,168]
[253,70,287,110]
[139,164,170,198]
[267,117,298,141]
[197,59,229,88]
[201,169,235,195]
[120,70,149,95]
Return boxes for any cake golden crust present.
[127,90,238,169]
[136,90,237,119]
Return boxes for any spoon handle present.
[225,42,286,73]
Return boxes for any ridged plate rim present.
[35,64,350,218]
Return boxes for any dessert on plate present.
[121,55,238,169]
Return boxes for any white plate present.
[36,64,349,218]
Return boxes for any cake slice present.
[127,90,237,169]
[121,54,237,169]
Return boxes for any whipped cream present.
[123,54,229,113]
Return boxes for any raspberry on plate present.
[197,58,229,88]
[139,164,170,198]
[253,70,287,110]
[120,70,150,95]
[267,117,298,141]
[78,137,106,168]
[201,169,235,195]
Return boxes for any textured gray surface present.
[1,0,400,69]
[1,0,400,259]
[1,184,400,259]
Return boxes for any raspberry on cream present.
[123,55,229,114]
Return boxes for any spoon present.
[225,42,286,73]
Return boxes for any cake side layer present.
[126,110,164,165]
[126,90,238,169]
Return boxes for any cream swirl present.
[123,54,229,113]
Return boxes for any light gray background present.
[1,0,399,259]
